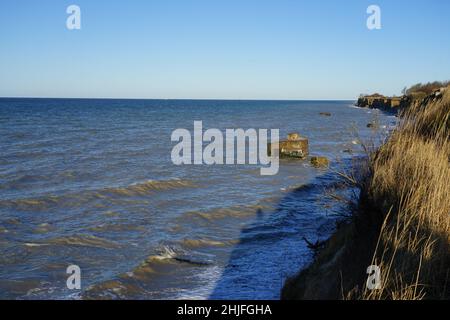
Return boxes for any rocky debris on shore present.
[269,132,309,159]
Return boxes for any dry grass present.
[354,87,450,300]
[281,86,450,300]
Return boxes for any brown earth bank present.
[282,83,450,300]
[356,81,449,113]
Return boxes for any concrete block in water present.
[268,133,309,159]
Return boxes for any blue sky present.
[0,0,449,99]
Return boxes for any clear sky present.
[0,0,449,99]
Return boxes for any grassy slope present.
[282,86,450,300]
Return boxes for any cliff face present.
[356,94,409,111]
[356,88,447,113]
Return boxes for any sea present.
[0,98,397,299]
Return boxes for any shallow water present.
[0,99,396,299]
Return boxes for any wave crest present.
[1,178,194,210]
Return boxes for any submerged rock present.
[319,112,332,116]
[310,156,329,168]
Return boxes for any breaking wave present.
[82,244,215,299]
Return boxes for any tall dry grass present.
[355,87,450,299]
[281,88,449,300]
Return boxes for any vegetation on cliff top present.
[403,81,450,103]
[404,80,450,96]
[283,85,450,300]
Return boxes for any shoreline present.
[282,84,450,300]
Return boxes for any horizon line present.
[0,96,356,101]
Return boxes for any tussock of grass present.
[282,86,450,300]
